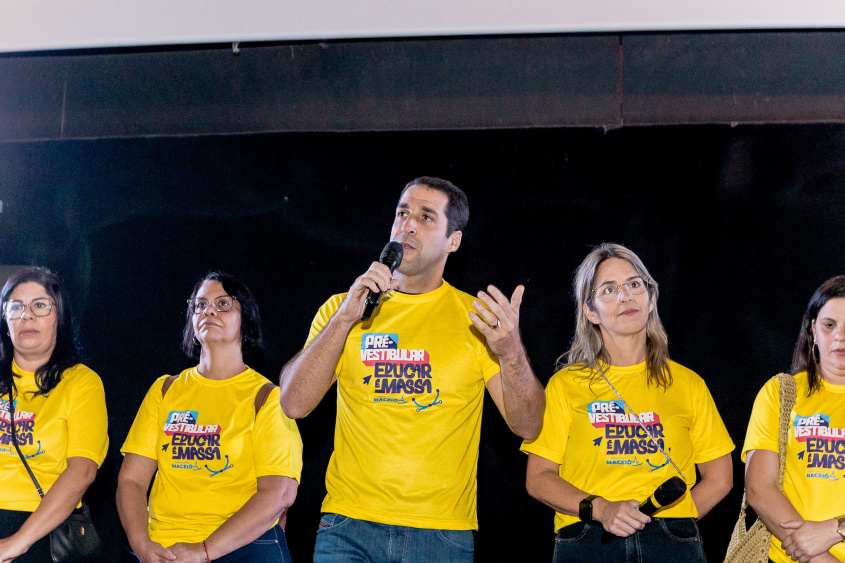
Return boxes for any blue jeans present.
[313,513,474,563]
[134,525,290,563]
[552,518,706,563]
[218,525,290,563]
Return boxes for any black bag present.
[6,390,102,562]
[48,504,102,563]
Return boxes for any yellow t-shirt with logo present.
[521,361,734,532]
[121,366,303,545]
[305,280,501,530]
[742,372,845,563]
[1,361,108,511]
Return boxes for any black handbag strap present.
[6,390,45,498]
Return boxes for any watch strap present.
[579,494,600,525]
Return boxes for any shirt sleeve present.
[65,366,109,467]
[456,292,501,383]
[304,294,344,348]
[303,294,345,377]
[520,373,572,464]
[741,377,780,462]
[474,325,502,384]
[688,375,736,464]
[121,377,167,460]
[252,387,303,482]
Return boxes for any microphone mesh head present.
[381,241,404,271]
[654,476,687,506]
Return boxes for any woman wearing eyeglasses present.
[743,276,845,563]
[521,243,734,562]
[0,267,108,562]
[117,272,303,563]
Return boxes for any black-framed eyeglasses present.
[592,277,650,303]
[187,295,237,314]
[3,298,54,320]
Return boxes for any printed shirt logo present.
[163,410,231,475]
[794,413,844,478]
[588,400,668,471]
[360,333,441,411]
[0,399,44,458]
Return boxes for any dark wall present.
[5,31,845,142]
[2,124,845,561]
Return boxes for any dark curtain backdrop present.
[2,124,845,561]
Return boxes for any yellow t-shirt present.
[0,361,108,511]
[121,366,303,545]
[306,280,501,529]
[742,373,845,563]
[521,361,734,532]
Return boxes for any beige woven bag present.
[724,373,796,563]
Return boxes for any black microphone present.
[639,476,687,516]
[361,241,404,321]
[600,476,687,543]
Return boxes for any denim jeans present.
[552,518,706,563]
[133,525,290,563]
[313,513,474,563]
[217,525,290,563]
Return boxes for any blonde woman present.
[522,243,734,562]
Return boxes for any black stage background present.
[2,124,845,561]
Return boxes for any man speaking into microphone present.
[279,176,545,562]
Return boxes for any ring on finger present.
[494,320,501,329]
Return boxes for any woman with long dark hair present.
[117,272,302,563]
[744,276,845,563]
[0,267,108,562]
[522,243,734,562]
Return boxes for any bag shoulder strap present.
[254,382,276,417]
[160,375,273,416]
[775,373,797,489]
[161,375,178,398]
[5,391,45,498]
[737,372,796,514]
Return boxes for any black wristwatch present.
[579,494,601,525]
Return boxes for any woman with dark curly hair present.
[744,275,845,563]
[117,272,302,563]
[0,267,108,562]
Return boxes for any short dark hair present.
[401,176,469,235]
[181,272,264,360]
[792,275,845,395]
[0,267,81,397]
